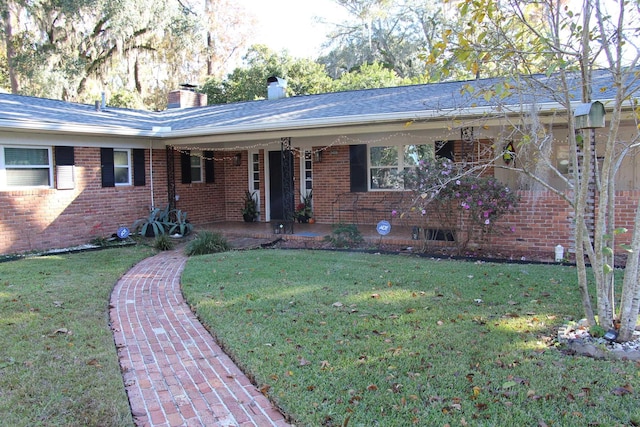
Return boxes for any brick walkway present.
[110,249,291,427]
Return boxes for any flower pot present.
[243,214,256,222]
[308,218,316,224]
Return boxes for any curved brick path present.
[110,249,290,427]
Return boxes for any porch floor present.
[199,221,424,250]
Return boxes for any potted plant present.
[242,191,259,222]
[295,191,312,223]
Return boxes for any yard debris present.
[49,328,71,336]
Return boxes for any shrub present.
[400,157,520,253]
[324,223,363,248]
[184,231,231,256]
[153,234,174,251]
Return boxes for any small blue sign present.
[116,227,130,239]
[376,220,391,236]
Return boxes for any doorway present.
[268,150,294,220]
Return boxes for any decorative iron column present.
[281,137,294,234]
[166,146,176,210]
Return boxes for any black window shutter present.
[133,149,145,186]
[101,148,115,187]
[181,151,192,184]
[204,151,214,183]
[349,144,367,192]
[54,146,74,165]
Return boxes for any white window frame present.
[113,149,132,186]
[0,145,53,190]
[190,152,203,183]
[368,143,434,190]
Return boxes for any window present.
[369,144,434,190]
[1,146,53,189]
[190,153,203,183]
[180,150,214,184]
[113,149,131,185]
[101,148,144,187]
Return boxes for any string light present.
[168,130,465,162]
[167,127,634,163]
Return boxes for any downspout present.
[149,140,154,208]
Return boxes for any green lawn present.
[0,246,154,427]
[182,249,640,427]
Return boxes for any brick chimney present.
[167,84,207,109]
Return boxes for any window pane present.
[370,146,398,167]
[191,166,201,181]
[190,156,200,167]
[5,148,49,166]
[6,168,50,186]
[114,151,128,166]
[114,167,129,184]
[404,144,433,166]
[371,168,398,189]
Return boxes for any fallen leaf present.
[298,357,311,366]
[371,293,380,299]
[367,384,378,391]
[87,359,102,368]
[332,302,343,307]
[259,384,271,395]
[49,328,71,337]
[611,385,633,396]
[320,360,330,369]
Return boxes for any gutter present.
[0,99,628,141]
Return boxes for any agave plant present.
[132,205,170,237]
[168,209,193,236]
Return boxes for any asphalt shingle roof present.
[0,69,628,137]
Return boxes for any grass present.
[0,245,154,427]
[181,250,640,427]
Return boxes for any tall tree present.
[435,0,640,341]
[202,45,333,104]
[1,0,203,102]
[203,0,253,79]
[320,0,455,81]
[0,0,20,93]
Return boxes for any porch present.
[198,220,427,251]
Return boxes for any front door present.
[268,150,294,220]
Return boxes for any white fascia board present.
[162,102,569,139]
[0,120,158,138]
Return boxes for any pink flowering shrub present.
[401,157,520,252]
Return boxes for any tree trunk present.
[617,195,640,341]
[2,2,20,93]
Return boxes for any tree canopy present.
[432,0,640,341]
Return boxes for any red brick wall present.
[169,149,226,224]
[0,147,169,255]
[2,144,637,260]
[309,146,638,258]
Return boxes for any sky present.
[233,0,350,59]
